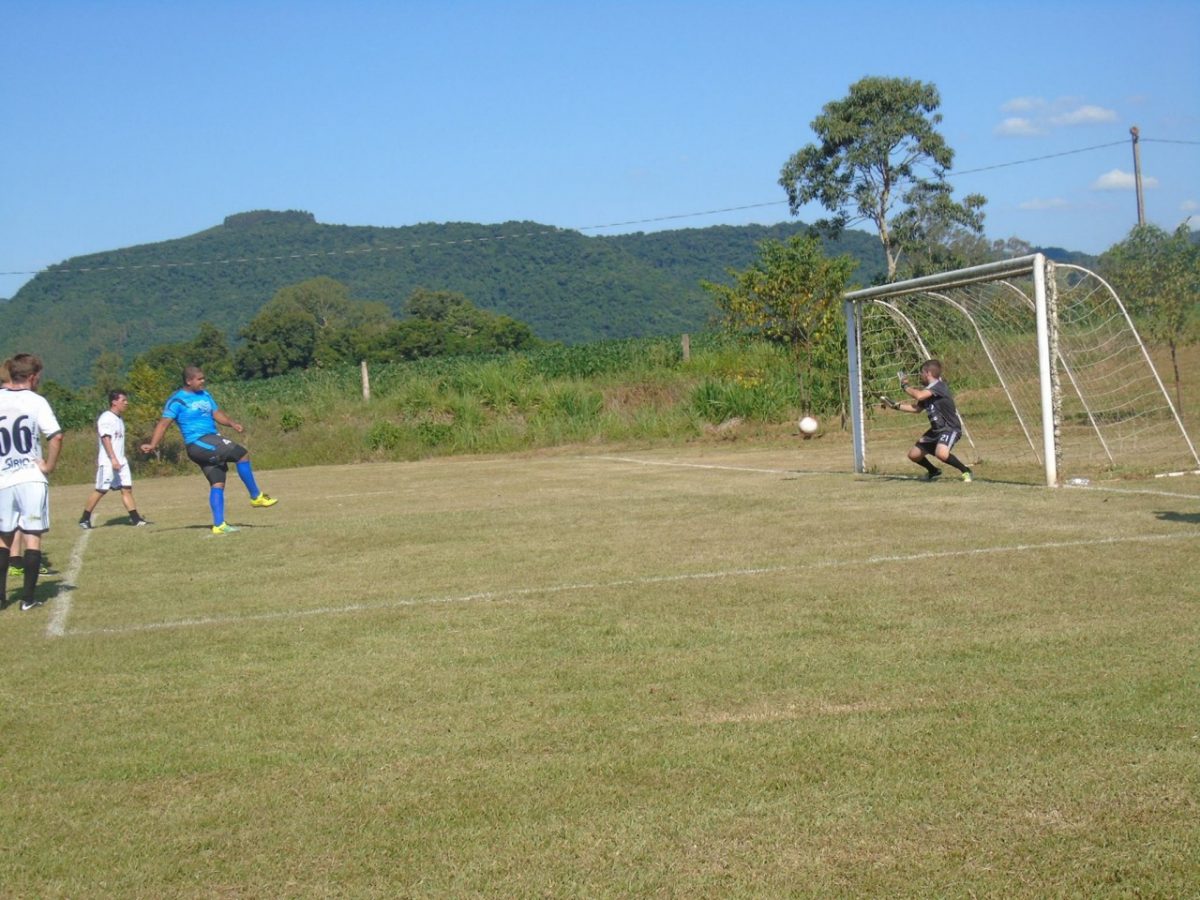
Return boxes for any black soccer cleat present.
[926,468,943,481]
[20,596,45,611]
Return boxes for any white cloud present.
[1091,169,1159,191]
[1018,197,1070,210]
[994,117,1043,137]
[995,97,1119,137]
[1051,104,1118,126]
[1001,96,1045,113]
[1181,200,1199,213]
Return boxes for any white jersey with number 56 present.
[0,388,62,489]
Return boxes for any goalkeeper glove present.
[897,371,909,388]
[878,394,899,410]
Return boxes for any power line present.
[575,201,788,232]
[2,136,1194,280]
[953,140,1127,175]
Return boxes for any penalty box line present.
[586,455,818,476]
[60,531,1199,640]
[592,454,1200,499]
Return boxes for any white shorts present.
[0,481,52,534]
[95,462,134,492]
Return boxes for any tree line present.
[43,279,544,434]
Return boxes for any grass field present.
[3,437,1199,897]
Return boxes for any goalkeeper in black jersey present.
[880,359,973,482]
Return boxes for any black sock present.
[944,454,970,474]
[915,456,939,473]
[80,510,91,522]
[129,510,141,523]
[23,549,41,599]
[0,548,8,598]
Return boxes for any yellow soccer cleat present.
[212,522,241,535]
[250,493,278,508]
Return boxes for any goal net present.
[844,254,1199,485]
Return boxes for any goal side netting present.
[844,254,1199,486]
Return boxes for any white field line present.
[586,455,810,476]
[593,454,1200,499]
[45,527,91,638]
[61,531,1199,640]
[325,490,407,500]
[1065,483,1200,500]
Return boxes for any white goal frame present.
[843,253,1199,486]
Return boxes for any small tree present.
[703,234,856,416]
[133,322,234,383]
[1100,222,1200,413]
[124,360,178,449]
[370,289,540,362]
[779,76,986,281]
[236,277,391,378]
[90,351,125,397]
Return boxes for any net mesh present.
[852,260,1198,483]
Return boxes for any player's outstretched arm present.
[140,417,172,454]
[878,393,919,413]
[213,409,243,434]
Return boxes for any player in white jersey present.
[79,390,151,529]
[0,354,64,611]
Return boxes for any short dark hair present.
[108,389,128,405]
[183,365,204,384]
[921,359,943,379]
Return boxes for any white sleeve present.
[37,396,62,437]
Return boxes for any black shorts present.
[916,428,962,453]
[186,434,248,485]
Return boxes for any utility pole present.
[1130,126,1145,226]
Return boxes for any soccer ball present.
[799,416,819,436]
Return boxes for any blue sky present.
[2,0,1197,300]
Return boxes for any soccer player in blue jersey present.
[880,359,973,482]
[140,366,278,534]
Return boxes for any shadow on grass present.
[856,472,1035,487]
[91,516,143,528]
[1155,510,1200,525]
[1,577,71,612]
[99,523,284,536]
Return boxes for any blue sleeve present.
[163,392,183,419]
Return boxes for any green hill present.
[0,210,887,386]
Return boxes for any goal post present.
[844,253,1199,486]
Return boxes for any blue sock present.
[236,460,261,498]
[210,486,225,526]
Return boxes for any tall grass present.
[51,334,807,483]
[47,337,1200,486]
